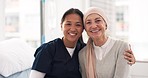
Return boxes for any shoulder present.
[76,41,86,51]
[113,39,129,53]
[34,38,62,57]
[115,39,129,48]
[79,46,87,57]
[110,37,129,47]
[42,38,62,49]
[46,38,62,45]
[78,46,87,64]
[39,38,61,47]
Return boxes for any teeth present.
[91,30,99,33]
[69,33,76,36]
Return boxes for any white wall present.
[0,0,5,41]
[130,62,148,78]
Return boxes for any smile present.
[69,33,77,36]
[90,29,100,33]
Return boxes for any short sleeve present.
[31,42,55,74]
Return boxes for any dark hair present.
[61,8,84,44]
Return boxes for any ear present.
[105,24,107,30]
[61,23,63,30]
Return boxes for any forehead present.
[86,13,103,20]
[64,14,82,21]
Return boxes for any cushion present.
[0,38,35,77]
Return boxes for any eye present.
[86,21,91,25]
[65,23,71,26]
[95,19,101,23]
[76,23,82,27]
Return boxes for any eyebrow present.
[76,22,81,23]
[95,17,102,20]
[65,21,71,23]
[65,21,82,24]
[86,19,91,22]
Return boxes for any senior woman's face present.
[84,13,107,39]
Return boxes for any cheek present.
[84,26,89,32]
[62,28,68,34]
[101,23,107,28]
[78,29,83,35]
[102,25,106,30]
[62,26,68,31]
[78,27,83,32]
[61,25,65,31]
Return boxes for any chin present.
[68,38,77,42]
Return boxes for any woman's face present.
[84,13,107,40]
[61,14,83,44]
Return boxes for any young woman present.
[29,8,85,78]
[29,8,135,78]
[79,7,134,78]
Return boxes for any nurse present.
[29,8,135,78]
[30,8,85,78]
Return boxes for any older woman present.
[79,7,133,78]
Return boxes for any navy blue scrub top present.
[32,38,86,78]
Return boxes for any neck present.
[93,36,108,47]
[63,38,77,48]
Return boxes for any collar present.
[93,37,111,49]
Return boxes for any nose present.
[91,22,97,28]
[70,25,76,31]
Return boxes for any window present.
[116,0,148,61]
[4,0,40,48]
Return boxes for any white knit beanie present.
[83,7,108,26]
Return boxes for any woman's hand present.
[124,49,136,65]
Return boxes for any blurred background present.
[0,0,148,77]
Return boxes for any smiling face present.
[61,14,83,47]
[84,13,107,40]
